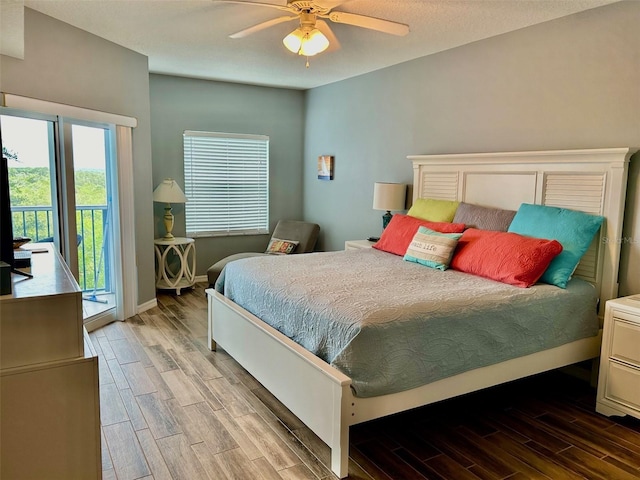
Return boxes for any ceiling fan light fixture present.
[283,28,304,53]
[283,27,329,56]
[299,29,329,56]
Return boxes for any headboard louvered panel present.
[542,173,606,283]
[419,172,458,200]
[543,174,605,213]
[409,148,635,318]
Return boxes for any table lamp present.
[373,182,406,230]
[153,179,187,240]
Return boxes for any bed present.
[206,148,634,478]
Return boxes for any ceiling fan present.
[212,0,410,63]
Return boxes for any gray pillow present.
[453,202,517,231]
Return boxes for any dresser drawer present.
[605,361,640,412]
[610,318,640,366]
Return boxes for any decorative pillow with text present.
[372,213,465,256]
[403,226,462,270]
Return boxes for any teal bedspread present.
[217,249,599,398]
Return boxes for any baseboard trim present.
[138,298,158,314]
[195,274,208,283]
[84,310,117,332]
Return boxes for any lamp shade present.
[283,28,329,56]
[283,29,304,53]
[373,182,406,212]
[153,179,187,204]
[299,29,329,56]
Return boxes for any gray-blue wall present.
[303,1,640,295]
[149,74,305,275]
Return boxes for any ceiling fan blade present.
[211,0,291,12]
[328,11,409,36]
[229,15,298,39]
[316,19,341,52]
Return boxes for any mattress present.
[217,248,599,398]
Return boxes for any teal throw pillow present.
[507,203,603,288]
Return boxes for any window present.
[183,131,269,237]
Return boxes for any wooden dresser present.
[0,244,101,479]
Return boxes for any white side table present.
[154,237,196,295]
[344,240,376,250]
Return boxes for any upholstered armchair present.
[207,220,320,288]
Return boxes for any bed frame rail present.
[207,289,352,478]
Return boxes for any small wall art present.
[317,155,334,180]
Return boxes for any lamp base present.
[163,205,175,240]
[382,211,393,229]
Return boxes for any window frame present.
[183,130,269,238]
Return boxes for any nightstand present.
[154,237,196,295]
[596,294,640,420]
[344,240,376,251]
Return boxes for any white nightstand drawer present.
[605,361,640,412]
[611,318,640,366]
[598,296,640,420]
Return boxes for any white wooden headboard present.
[408,148,635,313]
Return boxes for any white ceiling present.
[15,0,622,90]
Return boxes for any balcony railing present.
[11,205,110,293]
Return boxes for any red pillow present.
[372,214,465,256]
[450,228,563,288]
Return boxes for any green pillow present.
[407,198,460,223]
[508,203,603,288]
[403,226,462,270]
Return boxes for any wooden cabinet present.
[1,245,84,369]
[0,245,101,479]
[596,295,640,420]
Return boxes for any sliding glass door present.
[1,110,119,323]
[68,122,118,320]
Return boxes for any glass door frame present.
[64,119,121,324]
[1,107,63,254]
[2,93,138,325]
[1,108,123,324]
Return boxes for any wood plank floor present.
[94,283,640,480]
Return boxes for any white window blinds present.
[183,131,269,237]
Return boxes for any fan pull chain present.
[306,57,310,68]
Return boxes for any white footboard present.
[206,289,353,479]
